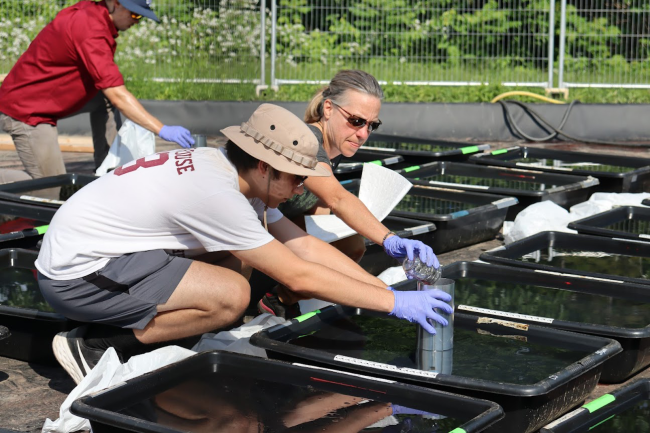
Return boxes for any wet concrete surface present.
[0,137,648,432]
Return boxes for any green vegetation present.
[125,80,650,104]
[2,0,650,103]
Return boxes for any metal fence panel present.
[0,0,266,86]
[559,0,650,89]
[271,0,554,88]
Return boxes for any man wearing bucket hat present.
[0,0,193,199]
[36,103,452,385]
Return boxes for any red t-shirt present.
[0,0,125,126]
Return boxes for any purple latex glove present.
[391,404,444,418]
[159,125,194,148]
[383,235,439,268]
[388,287,452,334]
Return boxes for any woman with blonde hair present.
[258,70,440,319]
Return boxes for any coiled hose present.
[491,91,650,148]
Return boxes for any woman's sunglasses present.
[131,13,143,21]
[331,101,381,132]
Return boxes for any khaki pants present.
[0,92,122,199]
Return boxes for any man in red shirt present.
[0,0,194,197]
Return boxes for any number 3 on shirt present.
[113,153,170,176]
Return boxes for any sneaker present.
[257,292,302,320]
[52,326,106,384]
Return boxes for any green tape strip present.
[35,225,49,235]
[295,309,321,323]
[583,394,615,413]
[589,414,616,430]
[404,165,420,173]
[491,149,508,155]
[460,145,479,154]
[369,160,383,165]
[448,428,467,433]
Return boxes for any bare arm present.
[304,162,392,245]
[268,216,385,288]
[102,85,163,135]
[231,239,394,312]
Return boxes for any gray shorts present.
[38,250,192,329]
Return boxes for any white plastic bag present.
[42,346,195,433]
[504,201,575,244]
[95,119,156,176]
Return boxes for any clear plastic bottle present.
[402,256,442,285]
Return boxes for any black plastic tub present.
[541,378,650,432]
[0,197,57,223]
[480,231,650,286]
[406,260,650,383]
[567,206,650,242]
[0,173,97,207]
[251,308,621,433]
[395,161,599,220]
[0,201,55,250]
[334,149,407,181]
[0,249,77,364]
[361,133,491,163]
[342,179,517,254]
[71,350,504,433]
[360,215,436,276]
[470,146,650,193]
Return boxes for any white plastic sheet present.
[95,119,156,176]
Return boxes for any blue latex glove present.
[159,125,194,148]
[383,235,439,268]
[388,287,452,334]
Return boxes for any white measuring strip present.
[333,355,439,379]
[459,305,554,324]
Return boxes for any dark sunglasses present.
[131,13,143,20]
[294,175,308,188]
[331,101,381,132]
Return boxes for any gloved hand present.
[383,235,439,268]
[391,404,444,418]
[159,125,194,148]
[388,287,452,334]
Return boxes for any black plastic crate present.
[71,350,504,433]
[334,149,407,181]
[541,378,650,432]
[251,308,621,433]
[0,249,77,364]
[0,173,97,207]
[360,215,436,276]
[470,146,650,193]
[361,133,490,163]
[480,231,650,286]
[395,161,599,220]
[352,179,517,253]
[568,206,650,242]
[398,260,650,383]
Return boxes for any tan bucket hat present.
[221,104,331,177]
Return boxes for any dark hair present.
[304,69,384,123]
[225,140,280,179]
